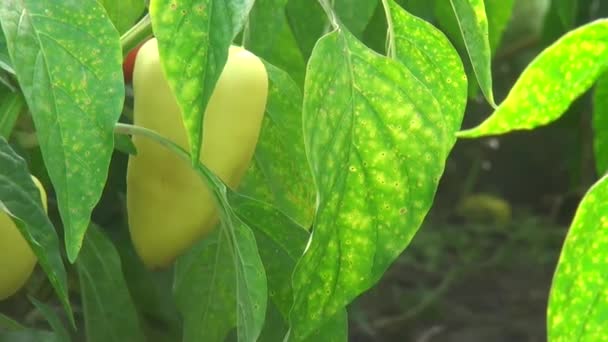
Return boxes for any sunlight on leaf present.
[149,0,254,162]
[548,175,608,341]
[0,0,125,261]
[459,19,608,138]
[593,72,608,175]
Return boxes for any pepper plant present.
[0,0,607,341]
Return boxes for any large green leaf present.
[385,0,467,133]
[229,193,348,341]
[547,175,608,341]
[173,168,267,342]
[149,0,254,162]
[76,225,145,342]
[98,0,146,35]
[593,72,608,175]
[448,0,496,106]
[0,0,125,261]
[459,19,608,138]
[174,217,266,342]
[288,15,464,338]
[240,63,314,228]
[0,137,72,323]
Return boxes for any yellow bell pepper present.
[0,176,47,300]
[127,39,268,269]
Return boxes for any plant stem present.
[120,14,153,57]
[317,0,339,31]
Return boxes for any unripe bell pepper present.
[127,39,268,269]
[0,176,47,300]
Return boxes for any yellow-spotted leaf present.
[288,24,464,339]
[149,0,255,162]
[459,19,608,138]
[548,175,608,341]
[0,0,125,261]
[385,0,467,134]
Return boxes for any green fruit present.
[0,176,47,300]
[127,39,268,269]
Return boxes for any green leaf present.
[285,0,326,60]
[98,0,146,34]
[593,73,608,175]
[334,0,379,38]
[149,0,254,162]
[29,297,71,342]
[174,216,266,342]
[76,225,145,342]
[228,193,348,341]
[0,330,58,342]
[0,313,24,331]
[385,0,467,134]
[459,19,608,138]
[245,0,307,86]
[0,0,125,261]
[547,175,608,341]
[448,0,496,106]
[289,24,463,338]
[485,0,515,52]
[113,132,137,156]
[0,87,24,138]
[0,137,72,324]
[556,0,577,29]
[240,63,315,227]
[0,29,13,75]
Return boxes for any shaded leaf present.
[285,0,326,60]
[593,73,608,175]
[448,0,496,106]
[240,63,314,227]
[556,0,577,29]
[98,0,146,34]
[0,313,24,331]
[0,330,58,342]
[245,0,306,86]
[174,215,266,342]
[0,137,72,324]
[459,19,608,138]
[149,0,254,162]
[76,225,145,342]
[334,0,379,38]
[228,193,348,341]
[0,0,125,261]
[0,87,24,138]
[289,24,462,339]
[548,175,608,341]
